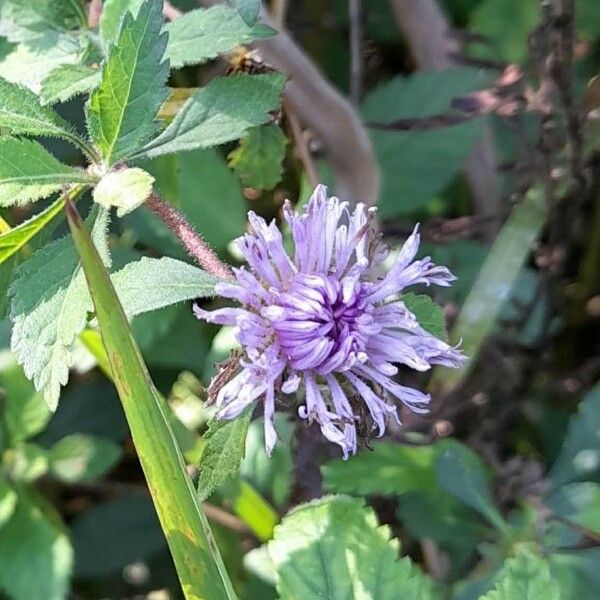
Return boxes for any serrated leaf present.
[197,410,253,501]
[99,0,145,46]
[546,482,600,535]
[110,256,219,317]
[0,75,78,140]
[48,433,122,483]
[40,63,101,105]
[93,167,154,216]
[0,194,66,266]
[481,550,559,600]
[0,137,93,207]
[549,382,600,488]
[0,486,73,600]
[228,125,287,190]
[402,292,448,341]
[9,207,110,410]
[435,439,508,533]
[132,73,286,160]
[268,495,440,600]
[87,0,169,165]
[165,5,275,69]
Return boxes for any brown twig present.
[145,193,233,280]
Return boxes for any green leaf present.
[39,63,101,105]
[0,357,51,444]
[110,256,219,317]
[431,187,548,391]
[0,75,80,141]
[481,550,559,600]
[549,382,600,488]
[402,292,448,341]
[546,482,600,535]
[0,137,93,207]
[549,549,600,600]
[0,486,73,600]
[228,125,287,190]
[362,68,488,218]
[9,206,110,410]
[93,167,154,216]
[133,73,286,160]
[435,439,508,533]
[322,440,438,496]
[6,442,49,482]
[0,194,66,266]
[0,475,17,528]
[48,433,122,483]
[197,410,253,501]
[128,149,247,253]
[99,0,146,46]
[268,495,440,600]
[65,200,237,599]
[165,5,275,69]
[234,0,261,26]
[87,0,169,165]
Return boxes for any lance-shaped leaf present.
[268,495,440,599]
[86,0,169,165]
[0,137,93,207]
[40,64,101,106]
[165,5,275,69]
[0,76,83,144]
[9,207,110,410]
[99,0,146,45]
[0,195,66,266]
[65,200,237,600]
[110,256,219,317]
[132,73,286,160]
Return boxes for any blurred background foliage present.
[0,0,600,598]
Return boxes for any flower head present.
[195,186,465,458]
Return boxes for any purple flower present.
[195,186,465,458]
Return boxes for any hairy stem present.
[145,193,233,280]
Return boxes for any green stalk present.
[66,201,237,600]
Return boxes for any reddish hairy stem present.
[145,194,233,280]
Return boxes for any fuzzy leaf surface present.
[40,64,101,105]
[86,0,169,164]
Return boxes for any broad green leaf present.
[40,63,101,105]
[435,439,508,533]
[0,137,93,207]
[402,292,448,341]
[99,0,146,45]
[165,5,275,69]
[71,495,167,577]
[0,486,73,600]
[9,207,110,410]
[65,201,237,599]
[228,124,287,190]
[0,194,66,266]
[549,549,600,600]
[197,410,253,501]
[268,495,440,600]
[431,187,547,391]
[362,68,488,218]
[546,482,600,535]
[0,356,51,444]
[87,0,169,165]
[6,442,49,482]
[93,167,154,216]
[233,0,261,26]
[48,433,122,483]
[0,474,17,527]
[322,440,438,496]
[481,550,559,600]
[549,382,600,488]
[132,73,286,160]
[127,149,247,253]
[110,255,219,317]
[0,76,83,143]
